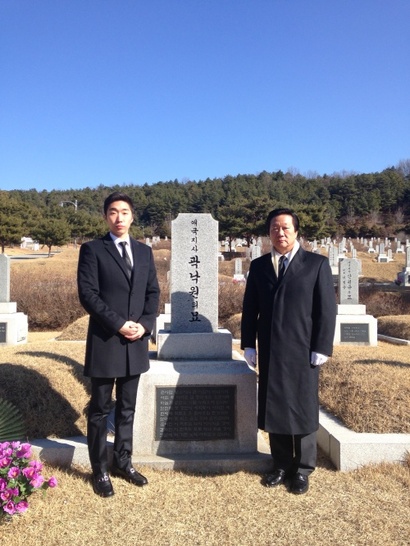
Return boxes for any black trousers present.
[87,375,140,475]
[268,431,317,476]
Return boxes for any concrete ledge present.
[31,412,410,474]
[378,334,410,345]
[31,433,272,474]
[157,329,233,360]
[318,408,410,471]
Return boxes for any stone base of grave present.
[153,309,171,343]
[131,354,272,473]
[0,303,28,346]
[156,329,233,360]
[333,305,377,346]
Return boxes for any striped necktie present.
[277,255,287,282]
[119,241,133,279]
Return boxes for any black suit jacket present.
[77,233,160,378]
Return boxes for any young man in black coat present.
[78,191,160,497]
[241,208,336,494]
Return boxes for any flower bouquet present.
[0,441,57,519]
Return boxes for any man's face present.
[269,214,298,254]
[104,200,134,238]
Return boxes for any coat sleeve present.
[136,246,160,336]
[310,258,337,356]
[240,261,260,350]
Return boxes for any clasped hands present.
[119,321,146,341]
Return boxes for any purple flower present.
[48,476,58,488]
[22,466,36,479]
[16,443,32,459]
[0,455,12,468]
[1,489,13,502]
[29,459,43,472]
[30,474,45,489]
[0,441,57,519]
[3,500,16,515]
[7,466,21,479]
[15,500,29,513]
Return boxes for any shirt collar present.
[271,239,300,262]
[110,233,131,247]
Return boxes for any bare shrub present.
[154,255,170,313]
[224,312,242,339]
[11,269,84,331]
[219,279,245,324]
[378,315,410,339]
[360,286,410,317]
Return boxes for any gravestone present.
[157,214,231,360]
[333,258,377,346]
[328,244,339,275]
[397,246,410,286]
[233,257,245,282]
[132,213,270,472]
[251,244,261,260]
[0,254,28,345]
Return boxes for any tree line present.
[1,160,410,253]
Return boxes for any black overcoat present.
[77,234,160,378]
[241,247,336,435]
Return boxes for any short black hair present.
[265,208,300,234]
[103,192,135,215]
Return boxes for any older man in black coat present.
[241,208,336,494]
[78,191,160,497]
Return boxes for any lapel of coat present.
[281,246,306,284]
[103,233,132,284]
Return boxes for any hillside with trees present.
[2,160,410,251]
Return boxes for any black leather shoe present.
[289,473,309,495]
[92,472,114,497]
[264,468,287,487]
[111,466,148,486]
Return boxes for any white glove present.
[310,352,328,366]
[244,348,257,368]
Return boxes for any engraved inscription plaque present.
[340,323,369,342]
[156,386,236,441]
[0,323,6,343]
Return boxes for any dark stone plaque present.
[340,323,369,342]
[0,323,6,343]
[156,386,236,441]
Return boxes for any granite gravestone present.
[170,214,218,333]
[0,254,28,345]
[233,257,245,282]
[157,213,232,360]
[397,246,410,286]
[334,258,377,346]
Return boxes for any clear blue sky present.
[1,0,409,192]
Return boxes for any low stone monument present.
[233,257,245,282]
[0,254,28,346]
[333,258,377,346]
[132,213,270,472]
[396,246,410,286]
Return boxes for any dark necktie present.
[277,255,287,282]
[119,241,133,279]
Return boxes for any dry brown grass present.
[320,343,410,433]
[1,458,409,546]
[2,245,410,543]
